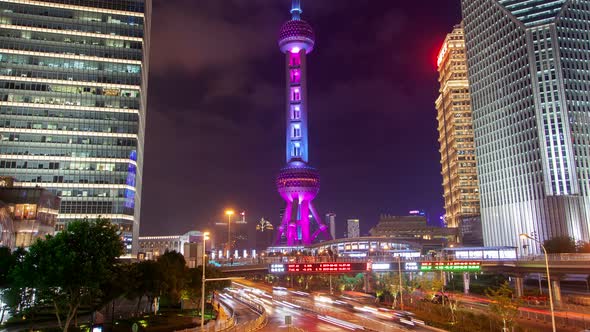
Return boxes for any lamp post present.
[520,233,556,332]
[200,231,210,331]
[225,210,234,257]
[397,255,404,311]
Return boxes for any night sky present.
[140,0,463,238]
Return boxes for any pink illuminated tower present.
[276,0,331,246]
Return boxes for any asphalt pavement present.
[232,280,433,332]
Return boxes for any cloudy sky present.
[140,0,463,238]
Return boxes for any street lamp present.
[397,255,404,311]
[200,231,210,331]
[225,210,234,257]
[520,233,556,332]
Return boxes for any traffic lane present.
[237,281,405,331]
[224,286,340,332]
[261,301,345,332]
[218,294,261,324]
[292,295,432,332]
[236,281,427,331]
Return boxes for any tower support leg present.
[275,200,293,244]
[300,200,310,245]
[309,202,330,240]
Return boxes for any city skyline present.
[140,0,462,236]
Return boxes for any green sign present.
[420,261,481,271]
[132,323,138,332]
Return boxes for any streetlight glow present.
[519,233,532,240]
[520,233,556,332]
[225,210,234,216]
[201,231,210,331]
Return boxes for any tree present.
[183,266,230,311]
[577,241,590,253]
[486,281,519,332]
[130,260,165,313]
[0,246,16,323]
[157,251,188,305]
[10,218,123,332]
[338,273,364,291]
[543,236,576,253]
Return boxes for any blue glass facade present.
[0,0,151,254]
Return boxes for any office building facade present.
[435,24,480,229]
[0,0,151,253]
[346,218,359,238]
[461,0,590,251]
[325,212,336,240]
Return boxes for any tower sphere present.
[276,161,320,201]
[278,19,315,54]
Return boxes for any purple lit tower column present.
[276,0,331,246]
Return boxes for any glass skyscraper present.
[461,0,590,252]
[0,0,151,254]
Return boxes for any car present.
[313,292,334,304]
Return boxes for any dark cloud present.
[141,0,462,238]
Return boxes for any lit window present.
[290,69,301,83]
[292,106,301,119]
[292,124,301,138]
[293,143,301,157]
[290,52,301,66]
[291,88,301,101]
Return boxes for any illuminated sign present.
[270,264,285,273]
[405,262,419,271]
[420,261,481,271]
[269,263,370,274]
[371,263,391,271]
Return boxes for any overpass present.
[217,253,590,306]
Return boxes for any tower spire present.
[291,0,302,20]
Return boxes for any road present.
[232,280,432,332]
[217,294,261,325]
[261,298,346,332]
[222,285,343,331]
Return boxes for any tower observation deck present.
[275,0,330,246]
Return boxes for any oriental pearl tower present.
[275,0,331,246]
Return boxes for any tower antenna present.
[291,0,302,20]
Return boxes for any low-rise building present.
[0,177,60,248]
[369,214,458,249]
[138,230,204,263]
